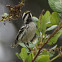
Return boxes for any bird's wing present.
[15,24,29,44]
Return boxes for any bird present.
[14,11,36,47]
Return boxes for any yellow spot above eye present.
[25,11,30,14]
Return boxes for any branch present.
[0,0,25,22]
[50,52,62,62]
[32,21,62,62]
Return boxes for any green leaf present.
[46,25,57,31]
[41,11,50,34]
[49,45,57,58]
[37,11,51,34]
[44,11,51,23]
[41,51,49,56]
[19,43,26,47]
[26,53,34,62]
[28,43,35,48]
[32,16,38,22]
[46,22,52,27]
[50,12,60,25]
[36,29,39,35]
[37,15,42,31]
[16,53,21,60]
[48,29,62,45]
[35,55,50,62]
[32,16,38,26]
[48,0,62,13]
[51,45,57,50]
[19,43,31,52]
[26,54,32,62]
[44,11,52,27]
[31,53,34,59]
[49,50,55,58]
[46,12,60,27]
[20,48,27,59]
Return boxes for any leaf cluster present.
[16,10,62,62]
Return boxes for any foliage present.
[35,55,50,62]
[16,9,62,62]
[48,29,62,45]
[48,0,62,13]
[15,1,62,60]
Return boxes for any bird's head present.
[22,11,32,24]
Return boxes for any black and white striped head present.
[22,11,32,24]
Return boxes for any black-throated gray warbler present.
[14,11,36,46]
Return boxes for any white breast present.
[21,22,36,42]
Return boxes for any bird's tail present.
[11,40,18,48]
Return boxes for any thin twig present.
[32,21,62,62]
[0,0,25,22]
[50,52,62,62]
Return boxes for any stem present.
[32,21,62,62]
[38,9,45,43]
[3,8,4,16]
[50,52,62,62]
[23,59,26,62]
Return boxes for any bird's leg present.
[24,42,31,52]
[26,42,29,46]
